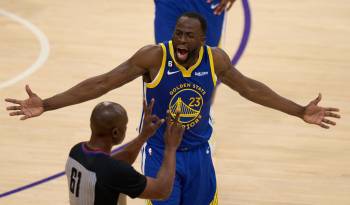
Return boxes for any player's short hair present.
[178,12,207,34]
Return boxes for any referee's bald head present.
[90,101,128,144]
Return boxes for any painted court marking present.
[0,9,50,89]
[0,0,251,199]
[231,0,251,66]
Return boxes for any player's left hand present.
[208,0,236,15]
[140,98,165,138]
[302,93,340,129]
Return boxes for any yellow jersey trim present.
[146,43,166,88]
[169,40,204,78]
[209,187,218,205]
[207,46,217,87]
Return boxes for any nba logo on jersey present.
[168,61,173,67]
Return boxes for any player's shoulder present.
[209,47,229,60]
[132,44,164,69]
[137,44,163,57]
[208,47,231,68]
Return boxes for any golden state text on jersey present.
[142,41,217,150]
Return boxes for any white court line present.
[0,9,50,89]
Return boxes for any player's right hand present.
[208,0,236,15]
[164,110,185,149]
[5,85,44,120]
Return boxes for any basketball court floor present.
[1,1,349,204]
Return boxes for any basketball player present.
[65,99,184,205]
[154,0,236,46]
[5,13,340,205]
[154,1,237,158]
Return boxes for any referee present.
[65,99,184,205]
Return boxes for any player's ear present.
[200,34,206,45]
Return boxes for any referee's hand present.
[164,110,185,149]
[140,98,164,139]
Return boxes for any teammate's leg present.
[190,0,225,47]
[154,0,184,44]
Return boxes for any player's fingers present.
[325,111,341,118]
[214,3,226,15]
[5,98,21,105]
[214,4,226,15]
[20,115,30,120]
[25,85,35,97]
[322,118,336,126]
[9,111,24,116]
[226,0,235,10]
[6,106,21,111]
[312,93,322,105]
[319,123,329,129]
[325,107,340,112]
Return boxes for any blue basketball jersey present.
[143,41,217,150]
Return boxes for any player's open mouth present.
[176,48,189,62]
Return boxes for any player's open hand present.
[303,93,341,129]
[208,0,236,15]
[140,98,164,138]
[5,85,44,120]
[164,110,185,149]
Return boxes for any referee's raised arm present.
[138,110,185,200]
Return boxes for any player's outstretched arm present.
[5,45,163,120]
[212,47,340,129]
[112,98,164,164]
[138,110,184,200]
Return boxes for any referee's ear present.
[112,127,121,144]
[112,127,127,145]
